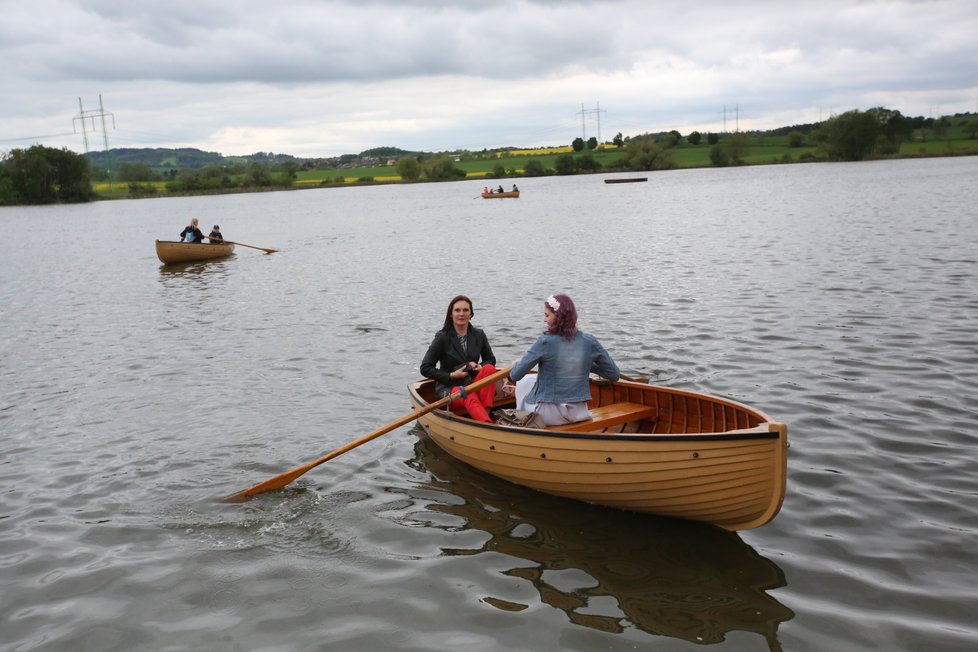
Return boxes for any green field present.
[93,131,978,199]
[290,142,821,184]
[899,138,978,155]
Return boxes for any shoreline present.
[88,148,978,202]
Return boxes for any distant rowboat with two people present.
[155,240,235,264]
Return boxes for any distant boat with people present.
[482,184,520,198]
[155,240,235,264]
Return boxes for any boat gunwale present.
[424,408,780,442]
[407,379,781,442]
[155,239,235,249]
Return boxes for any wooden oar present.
[210,237,278,254]
[619,373,650,384]
[221,367,511,503]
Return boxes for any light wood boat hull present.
[155,240,235,264]
[481,191,520,198]
[408,378,787,530]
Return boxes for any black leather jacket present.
[420,326,496,396]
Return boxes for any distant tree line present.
[161,162,298,193]
[0,145,94,205]
[362,146,417,158]
[110,158,302,195]
[0,144,305,205]
[85,147,300,177]
[812,107,911,161]
[86,146,419,178]
[395,155,466,181]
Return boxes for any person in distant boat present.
[497,185,504,193]
[511,184,519,192]
[483,186,489,194]
[179,218,205,243]
[208,224,224,243]
[509,294,620,426]
[420,295,498,423]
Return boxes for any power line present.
[575,102,607,143]
[0,132,77,144]
[721,104,741,133]
[73,95,115,167]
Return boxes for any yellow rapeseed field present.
[506,146,573,156]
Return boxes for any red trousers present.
[449,364,497,423]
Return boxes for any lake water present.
[1,157,976,651]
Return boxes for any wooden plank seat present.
[452,391,657,433]
[546,402,658,432]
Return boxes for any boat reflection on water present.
[156,259,233,276]
[406,429,794,649]
[156,257,235,295]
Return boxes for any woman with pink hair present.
[509,294,620,426]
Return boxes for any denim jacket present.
[510,331,619,404]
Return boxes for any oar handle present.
[619,373,650,384]
[221,367,510,503]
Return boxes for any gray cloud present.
[2,0,976,156]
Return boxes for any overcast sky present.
[2,0,976,158]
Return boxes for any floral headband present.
[546,296,561,312]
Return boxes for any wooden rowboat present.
[155,240,235,264]
[408,377,788,530]
[605,177,648,184]
[481,191,520,198]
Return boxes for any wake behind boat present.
[155,239,235,264]
[408,376,788,531]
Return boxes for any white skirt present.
[514,375,591,426]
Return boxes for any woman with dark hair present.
[420,295,498,423]
[509,294,620,426]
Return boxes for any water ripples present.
[1,157,977,650]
